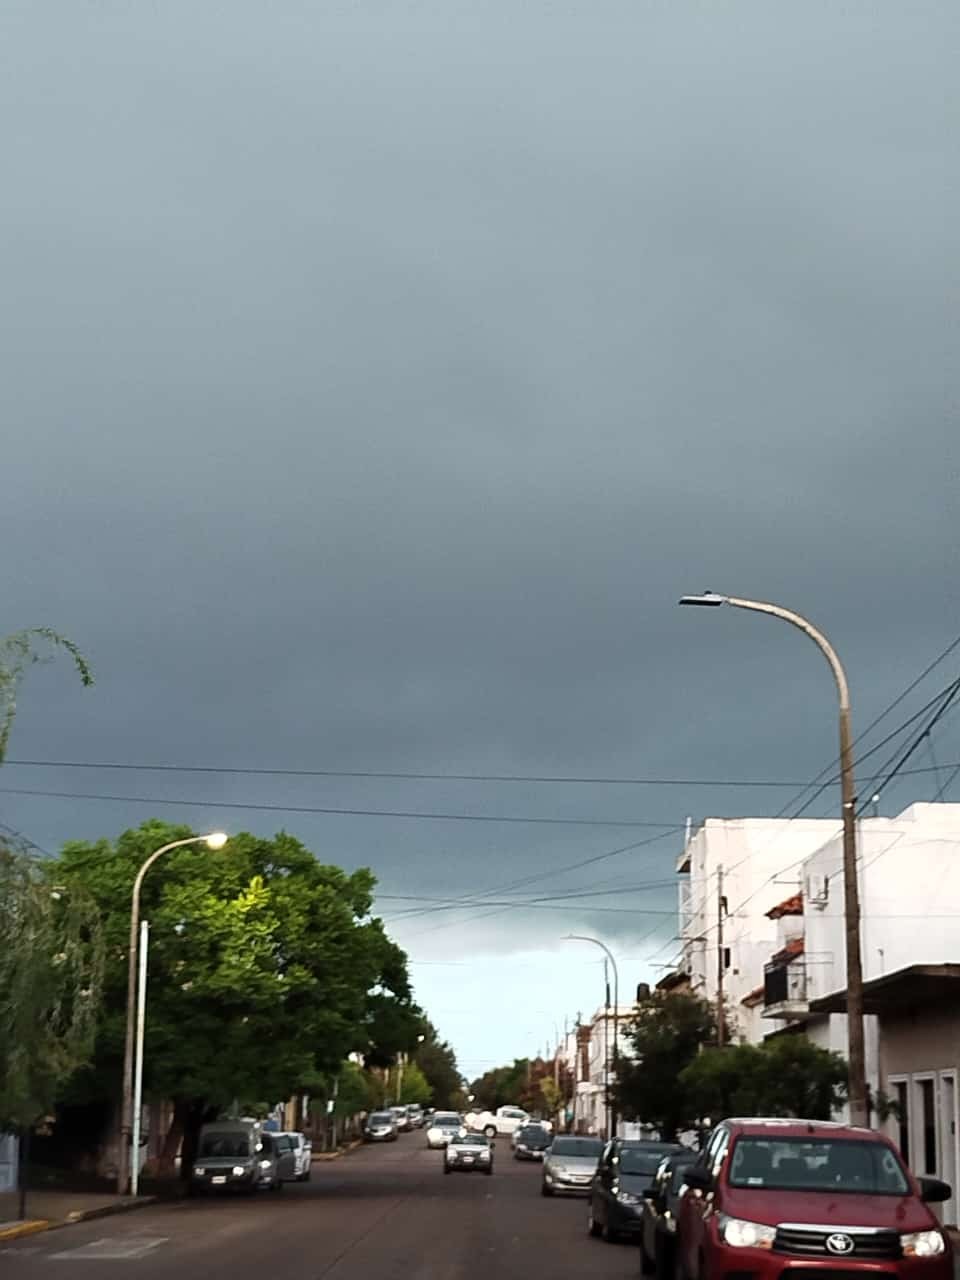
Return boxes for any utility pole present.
[716,864,725,1047]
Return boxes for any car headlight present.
[718,1215,776,1249]
[479,1150,491,1161]
[902,1231,945,1258]
[259,1159,272,1170]
[232,1165,246,1176]
[193,1167,205,1176]
[614,1187,642,1206]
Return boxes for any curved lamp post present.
[565,934,620,1139]
[678,591,866,1126]
[118,832,228,1194]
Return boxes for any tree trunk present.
[157,1098,189,1179]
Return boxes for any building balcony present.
[762,957,808,1020]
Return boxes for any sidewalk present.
[0,1190,156,1243]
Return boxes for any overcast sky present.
[2,1,957,1079]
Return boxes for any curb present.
[312,1139,364,1163]
[0,1195,159,1244]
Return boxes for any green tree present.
[539,1077,562,1120]
[0,840,104,1129]
[0,628,93,763]
[414,1025,463,1110]
[397,1062,432,1106]
[681,1037,847,1121]
[55,821,417,1176]
[613,992,717,1139]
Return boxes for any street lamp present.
[118,832,229,1194]
[678,591,867,1126]
[565,935,620,1140]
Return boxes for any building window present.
[723,947,731,971]
[893,1081,909,1160]
[919,1079,937,1175]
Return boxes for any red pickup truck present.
[675,1118,952,1280]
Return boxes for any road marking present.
[49,1235,168,1260]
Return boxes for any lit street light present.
[565,934,620,1139]
[118,832,229,1195]
[678,590,867,1126]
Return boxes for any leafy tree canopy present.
[613,991,717,1139]
[413,1023,464,1111]
[681,1036,847,1122]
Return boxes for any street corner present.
[65,1195,159,1223]
[0,1220,50,1243]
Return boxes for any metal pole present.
[566,936,619,1138]
[716,864,725,1047]
[131,920,149,1197]
[118,834,226,1193]
[679,594,867,1125]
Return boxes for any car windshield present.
[457,1135,489,1146]
[370,1113,393,1125]
[518,1128,550,1146]
[435,1114,460,1126]
[728,1138,910,1194]
[619,1149,671,1175]
[550,1138,604,1157]
[198,1132,253,1158]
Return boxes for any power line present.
[1,754,954,787]
[0,786,678,829]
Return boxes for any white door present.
[939,1073,957,1227]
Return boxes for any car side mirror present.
[919,1176,951,1203]
[681,1165,713,1192]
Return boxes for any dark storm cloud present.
[1,2,957,1060]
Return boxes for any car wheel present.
[483,1125,497,1138]
[484,1167,493,1176]
[602,1219,620,1243]
[641,1236,656,1274]
[443,1164,451,1175]
[588,1209,602,1238]
[655,1233,674,1280]
[541,1183,553,1197]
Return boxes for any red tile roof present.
[770,936,805,965]
[766,892,803,919]
[741,986,765,1007]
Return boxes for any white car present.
[466,1105,530,1138]
[426,1112,464,1149]
[275,1130,312,1181]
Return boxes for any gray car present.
[541,1135,604,1196]
[191,1121,293,1195]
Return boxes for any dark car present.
[640,1151,692,1275]
[515,1125,552,1161]
[364,1111,399,1142]
[674,1118,951,1280]
[588,1139,688,1242]
[190,1121,292,1195]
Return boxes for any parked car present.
[444,1132,494,1175]
[640,1151,692,1275]
[512,1118,552,1150]
[465,1105,529,1137]
[364,1111,399,1142]
[390,1106,413,1132]
[426,1111,464,1149]
[191,1120,292,1194]
[541,1135,604,1196]
[274,1131,312,1181]
[588,1140,688,1242]
[406,1104,424,1128]
[674,1118,952,1280]
[514,1125,552,1161]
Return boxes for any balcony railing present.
[763,959,808,1019]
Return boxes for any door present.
[276,1135,297,1181]
[594,1141,615,1221]
[939,1073,957,1227]
[678,1128,728,1278]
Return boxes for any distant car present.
[514,1125,552,1161]
[444,1132,494,1175]
[390,1106,413,1132]
[465,1105,529,1138]
[406,1104,424,1128]
[541,1135,604,1196]
[588,1140,688,1243]
[426,1112,464,1149]
[275,1130,312,1181]
[364,1111,399,1142]
[512,1118,553,1150]
[640,1151,692,1275]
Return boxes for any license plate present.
[462,1156,474,1164]
[212,1176,227,1185]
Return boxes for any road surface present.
[0,1136,638,1279]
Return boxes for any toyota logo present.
[825,1233,856,1256]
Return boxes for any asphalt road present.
[0,1136,640,1280]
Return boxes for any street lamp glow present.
[205,831,229,850]
[678,592,727,607]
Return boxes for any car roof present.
[721,1118,885,1141]
[616,1139,687,1150]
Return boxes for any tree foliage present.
[53,821,417,1167]
[681,1036,847,1121]
[470,1057,554,1115]
[413,1024,464,1111]
[0,628,93,764]
[0,840,104,1128]
[613,992,717,1139]
[396,1062,432,1106]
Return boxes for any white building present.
[557,1005,636,1137]
[677,816,839,1041]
